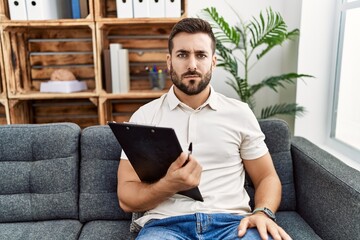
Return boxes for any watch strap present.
[252,207,276,221]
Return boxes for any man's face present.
[167,32,216,95]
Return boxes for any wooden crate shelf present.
[0,0,187,126]
[0,99,9,124]
[9,98,99,128]
[0,31,5,98]
[2,24,98,98]
[96,21,175,93]
[99,97,154,124]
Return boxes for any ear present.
[211,55,217,70]
[166,54,171,71]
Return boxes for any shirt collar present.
[167,85,218,111]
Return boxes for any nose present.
[187,55,197,71]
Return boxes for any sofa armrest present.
[291,137,360,240]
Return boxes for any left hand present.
[237,213,292,240]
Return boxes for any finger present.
[278,226,292,240]
[169,152,188,170]
[267,224,281,240]
[238,218,249,237]
[256,222,269,240]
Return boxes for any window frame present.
[328,0,360,163]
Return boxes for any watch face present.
[264,208,276,220]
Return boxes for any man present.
[117,18,291,240]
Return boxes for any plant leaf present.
[250,73,314,95]
[248,8,291,59]
[260,103,305,119]
[202,7,241,46]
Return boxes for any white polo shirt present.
[121,85,268,227]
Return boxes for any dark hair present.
[168,18,216,54]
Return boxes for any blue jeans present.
[136,213,273,240]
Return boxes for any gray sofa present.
[0,120,359,240]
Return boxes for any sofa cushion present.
[276,211,321,240]
[0,220,82,240]
[79,220,138,240]
[0,123,80,222]
[245,119,296,211]
[79,125,131,222]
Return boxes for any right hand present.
[159,152,202,194]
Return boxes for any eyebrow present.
[175,49,209,55]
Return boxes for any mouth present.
[184,75,200,78]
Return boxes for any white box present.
[40,80,87,93]
[8,0,28,20]
[26,0,72,20]
[165,0,181,18]
[116,0,134,18]
[149,0,165,18]
[133,0,149,18]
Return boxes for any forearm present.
[118,177,175,212]
[253,174,282,212]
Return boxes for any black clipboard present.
[108,122,203,202]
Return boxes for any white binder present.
[149,0,165,18]
[165,0,181,18]
[26,0,72,20]
[8,0,28,20]
[133,0,149,18]
[116,0,134,18]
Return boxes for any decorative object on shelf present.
[50,69,76,81]
[202,7,314,119]
[40,69,87,93]
[147,65,166,90]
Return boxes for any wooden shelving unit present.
[0,32,10,124]
[0,0,187,127]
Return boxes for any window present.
[332,0,360,151]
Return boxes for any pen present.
[183,142,192,167]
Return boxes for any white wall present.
[295,0,360,169]
[187,0,302,132]
[295,0,337,143]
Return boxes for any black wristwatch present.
[252,207,276,222]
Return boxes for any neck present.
[173,85,211,109]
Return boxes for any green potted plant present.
[202,7,313,118]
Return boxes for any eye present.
[197,53,207,59]
[177,53,187,58]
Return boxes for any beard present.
[169,63,212,95]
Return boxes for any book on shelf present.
[71,0,81,19]
[79,0,89,18]
[109,43,130,94]
[118,48,130,93]
[103,49,113,93]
